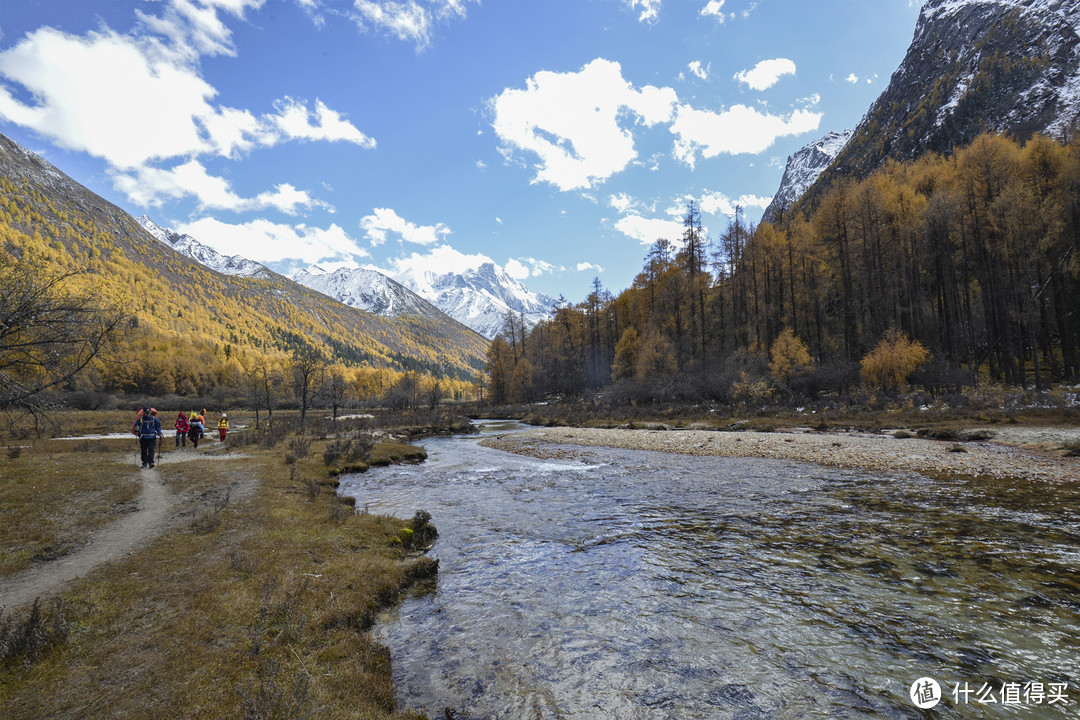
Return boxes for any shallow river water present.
[338,422,1080,719]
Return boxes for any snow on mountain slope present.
[765,0,1080,220]
[394,262,559,340]
[138,216,274,279]
[762,130,852,223]
[292,265,448,322]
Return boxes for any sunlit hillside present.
[0,133,488,399]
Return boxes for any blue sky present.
[0,0,921,303]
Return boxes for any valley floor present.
[481,425,1080,482]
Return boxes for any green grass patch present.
[367,441,427,467]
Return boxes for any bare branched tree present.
[0,256,127,427]
[290,341,326,433]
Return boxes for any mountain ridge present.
[769,0,1080,221]
[0,131,488,384]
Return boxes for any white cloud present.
[0,27,216,169]
[111,160,332,214]
[734,58,797,91]
[698,189,771,217]
[0,4,372,207]
[385,244,494,278]
[134,0,262,61]
[176,217,369,266]
[270,97,375,148]
[490,58,678,191]
[504,256,565,278]
[614,214,686,247]
[360,208,450,246]
[504,258,530,280]
[688,60,710,81]
[846,73,859,84]
[626,0,661,23]
[523,257,564,275]
[700,0,726,20]
[352,0,475,49]
[671,103,822,166]
[577,261,604,273]
[608,192,636,213]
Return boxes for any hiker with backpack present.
[174,411,190,447]
[135,407,163,468]
[217,413,229,442]
[188,412,204,449]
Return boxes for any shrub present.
[769,328,814,381]
[860,329,931,391]
[0,598,70,666]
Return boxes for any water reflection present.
[339,423,1080,719]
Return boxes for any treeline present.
[487,132,1080,404]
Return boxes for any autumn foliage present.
[486,132,1080,403]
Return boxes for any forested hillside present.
[487,133,1080,404]
[0,134,488,406]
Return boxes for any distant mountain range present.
[137,216,274,280]
[135,215,557,340]
[391,262,559,340]
[0,131,489,381]
[765,0,1080,220]
[292,265,446,323]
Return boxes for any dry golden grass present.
[0,439,140,576]
[1,427,435,720]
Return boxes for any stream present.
[338,421,1080,719]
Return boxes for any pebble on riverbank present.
[480,427,1080,482]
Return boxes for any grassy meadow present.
[1,409,441,720]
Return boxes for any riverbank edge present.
[480,426,1080,482]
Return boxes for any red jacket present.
[174,414,190,433]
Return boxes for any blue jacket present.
[137,416,162,439]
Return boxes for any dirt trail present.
[0,453,258,611]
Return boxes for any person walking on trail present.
[188,412,204,449]
[217,413,229,442]
[131,407,157,440]
[174,411,190,448]
[135,407,163,468]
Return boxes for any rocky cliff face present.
[775,0,1080,218]
[761,130,852,224]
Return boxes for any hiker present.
[135,406,163,468]
[197,410,206,439]
[217,413,229,442]
[174,411,190,447]
[188,412,204,449]
[131,406,157,436]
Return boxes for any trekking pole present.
[157,434,163,465]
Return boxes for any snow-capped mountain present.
[767,0,1080,219]
[137,216,274,279]
[762,130,852,223]
[800,0,1080,212]
[394,262,559,340]
[291,265,448,323]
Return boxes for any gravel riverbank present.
[481,426,1080,482]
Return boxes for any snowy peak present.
[291,265,446,322]
[832,0,1080,186]
[762,130,852,223]
[137,216,273,279]
[394,262,558,340]
[769,0,1080,219]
